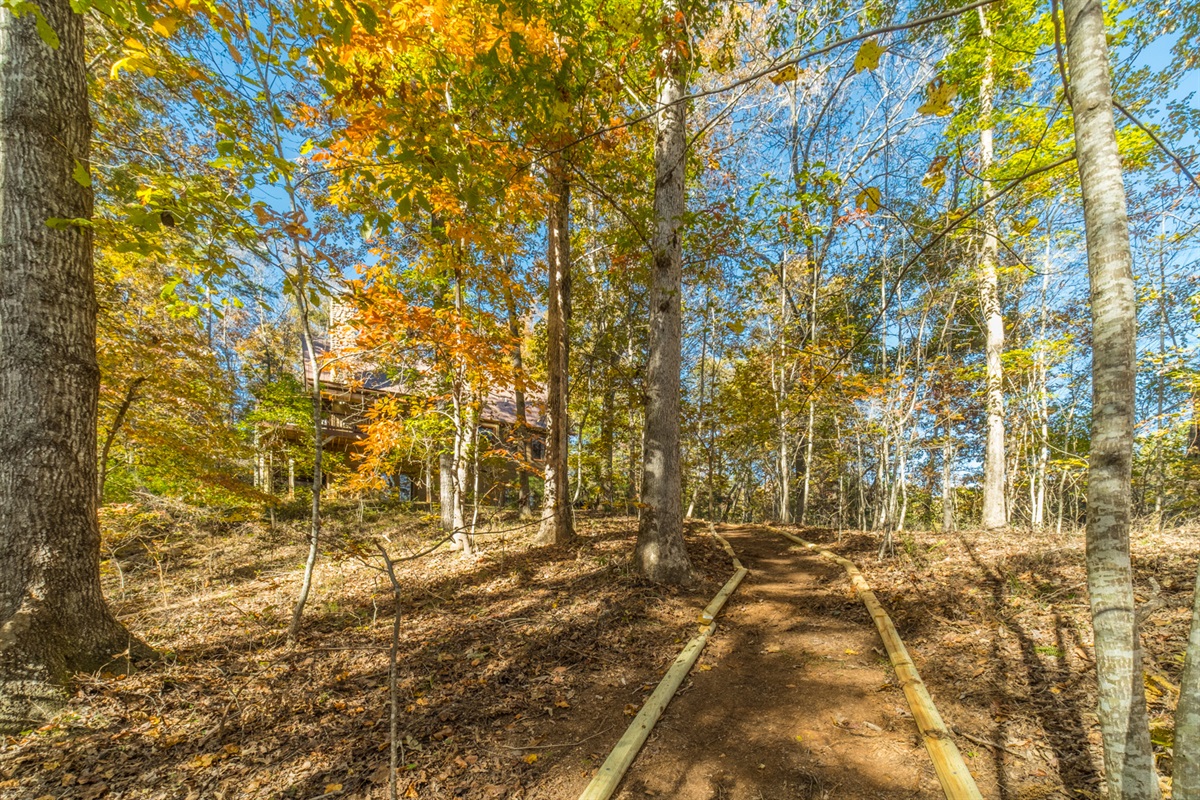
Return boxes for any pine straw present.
[1,508,730,800]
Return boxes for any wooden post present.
[288,458,295,499]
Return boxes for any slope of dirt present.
[7,508,1190,799]
[0,508,734,800]
[575,526,944,800]
[783,522,1199,800]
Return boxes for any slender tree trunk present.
[451,386,469,550]
[439,452,454,531]
[800,254,819,525]
[601,381,615,510]
[0,0,151,730]
[537,166,573,545]
[503,281,533,519]
[1175,565,1200,798]
[1063,0,1158,794]
[98,376,146,502]
[778,423,791,523]
[287,303,322,643]
[978,7,1007,530]
[448,269,469,550]
[635,0,691,583]
[1033,245,1052,528]
[942,428,956,533]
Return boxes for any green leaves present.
[3,0,59,48]
[72,159,92,188]
[45,216,93,230]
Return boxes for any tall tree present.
[635,0,692,584]
[976,6,1007,529]
[1062,0,1157,795]
[0,0,149,731]
[1178,569,1200,798]
[537,167,574,544]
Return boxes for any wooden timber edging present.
[577,524,748,800]
[770,526,984,800]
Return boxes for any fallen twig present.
[952,727,1028,759]
[502,726,613,751]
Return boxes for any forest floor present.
[0,505,1195,800]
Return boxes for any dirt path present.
[603,525,945,800]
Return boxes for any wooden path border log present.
[577,524,748,800]
[770,526,984,800]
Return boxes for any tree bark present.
[502,280,533,519]
[287,299,322,642]
[977,7,1007,530]
[635,0,691,584]
[439,451,454,531]
[0,0,150,732]
[1062,0,1158,795]
[941,428,956,533]
[1175,564,1200,798]
[537,166,574,545]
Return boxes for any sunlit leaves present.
[921,155,948,194]
[855,187,882,213]
[1011,216,1039,236]
[917,78,957,116]
[769,64,797,85]
[110,39,156,79]
[853,39,884,74]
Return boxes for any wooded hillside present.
[0,0,1197,796]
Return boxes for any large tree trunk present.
[635,0,691,584]
[0,0,150,732]
[977,7,1007,530]
[1062,0,1157,795]
[537,167,573,545]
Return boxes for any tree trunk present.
[635,0,691,584]
[1175,564,1200,798]
[451,386,469,550]
[439,452,454,531]
[537,166,573,545]
[98,375,146,503]
[1063,0,1158,794]
[1033,244,1052,529]
[978,7,1007,530]
[503,280,533,520]
[942,429,956,533]
[287,301,322,643]
[0,0,150,732]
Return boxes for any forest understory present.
[1,506,1194,800]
